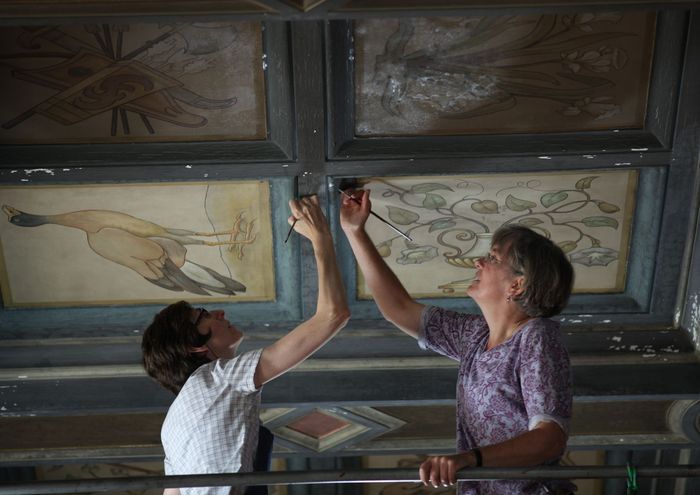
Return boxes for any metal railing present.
[1,465,700,494]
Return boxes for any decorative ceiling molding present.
[1,1,698,22]
[262,406,406,453]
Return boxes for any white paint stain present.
[23,168,55,175]
[185,165,192,169]
[20,179,29,182]
[688,292,700,349]
[538,156,552,160]
[583,155,595,159]
[611,336,622,342]
[642,353,656,358]
[631,148,648,151]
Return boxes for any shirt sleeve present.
[214,348,263,394]
[418,305,485,361]
[518,322,573,435]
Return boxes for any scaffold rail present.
[1,465,699,495]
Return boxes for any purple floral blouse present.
[419,305,574,495]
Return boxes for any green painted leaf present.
[377,242,392,257]
[505,194,537,212]
[582,216,618,228]
[429,219,456,232]
[411,183,453,193]
[422,193,447,209]
[575,176,598,190]
[541,191,568,208]
[471,200,499,214]
[596,201,620,213]
[519,218,543,226]
[558,240,578,253]
[387,206,420,225]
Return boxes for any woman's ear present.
[510,275,526,297]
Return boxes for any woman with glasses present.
[142,195,350,495]
[340,190,575,495]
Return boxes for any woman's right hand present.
[288,195,330,245]
[339,189,371,234]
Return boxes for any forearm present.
[476,423,567,467]
[312,235,350,323]
[344,228,422,336]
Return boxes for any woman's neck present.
[482,306,533,349]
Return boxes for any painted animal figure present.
[2,205,255,296]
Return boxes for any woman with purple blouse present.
[340,190,576,495]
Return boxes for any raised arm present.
[339,189,424,338]
[254,195,350,388]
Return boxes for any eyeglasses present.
[481,252,503,265]
[192,308,210,328]
[480,252,523,275]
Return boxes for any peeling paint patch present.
[613,162,631,167]
[600,319,612,323]
[688,292,699,349]
[538,156,552,160]
[185,165,192,169]
[24,168,55,175]
[631,148,648,151]
[611,336,622,342]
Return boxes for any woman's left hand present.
[419,452,472,487]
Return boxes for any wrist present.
[469,448,483,468]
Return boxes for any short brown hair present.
[141,301,212,394]
[492,225,574,318]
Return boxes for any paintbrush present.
[283,218,297,243]
[338,188,413,242]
